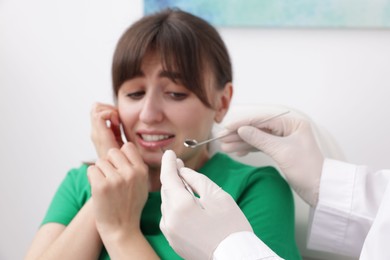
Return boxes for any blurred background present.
[1,0,390,259]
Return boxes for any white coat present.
[308,159,390,259]
[213,159,390,260]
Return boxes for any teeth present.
[141,134,171,142]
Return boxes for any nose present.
[139,93,164,124]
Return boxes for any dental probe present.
[184,110,290,148]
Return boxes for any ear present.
[214,82,233,123]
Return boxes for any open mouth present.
[140,134,174,142]
[136,131,176,149]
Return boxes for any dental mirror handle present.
[184,110,290,148]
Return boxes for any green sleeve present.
[41,164,91,226]
[238,166,301,260]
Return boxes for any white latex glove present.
[220,112,324,206]
[160,150,253,260]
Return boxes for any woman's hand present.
[90,102,124,158]
[87,142,149,243]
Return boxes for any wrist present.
[98,221,142,243]
[102,228,159,260]
[101,226,143,251]
[214,231,281,260]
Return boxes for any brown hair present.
[112,8,232,108]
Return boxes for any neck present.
[147,149,210,192]
[148,167,162,192]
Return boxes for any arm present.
[308,159,390,257]
[213,232,283,260]
[88,142,159,259]
[360,180,390,260]
[89,103,158,258]
[26,102,143,259]
[220,111,390,258]
[25,199,102,260]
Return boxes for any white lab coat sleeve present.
[213,231,283,260]
[307,158,390,258]
[359,182,390,260]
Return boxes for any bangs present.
[112,9,231,108]
[156,21,209,106]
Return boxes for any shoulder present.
[57,163,91,197]
[64,164,90,183]
[41,164,91,226]
[202,153,289,196]
[204,152,282,179]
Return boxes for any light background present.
[1,0,390,259]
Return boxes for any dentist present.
[159,111,390,260]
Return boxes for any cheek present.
[172,104,215,137]
[118,103,139,130]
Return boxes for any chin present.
[142,153,163,168]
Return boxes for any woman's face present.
[117,53,231,169]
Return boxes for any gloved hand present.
[220,111,324,206]
[160,150,253,260]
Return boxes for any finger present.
[250,112,306,136]
[96,110,119,127]
[235,150,250,157]
[176,158,184,169]
[91,104,120,133]
[238,126,281,153]
[220,141,253,154]
[179,168,220,197]
[91,102,117,114]
[159,213,168,239]
[160,150,185,190]
[160,186,194,217]
[224,111,294,133]
[109,115,122,144]
[159,189,190,240]
[91,103,118,122]
[218,133,242,143]
[108,109,120,128]
[160,184,195,230]
[112,124,124,147]
[91,110,120,143]
[91,111,110,133]
[105,148,129,170]
[224,118,253,131]
[94,158,120,179]
[87,165,106,187]
[224,114,280,131]
[117,142,144,167]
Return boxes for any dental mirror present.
[183,110,290,149]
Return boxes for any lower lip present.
[136,136,175,149]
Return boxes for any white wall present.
[1,0,389,259]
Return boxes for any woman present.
[25,9,301,259]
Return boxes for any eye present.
[167,92,188,101]
[126,91,145,100]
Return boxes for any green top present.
[42,153,301,259]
